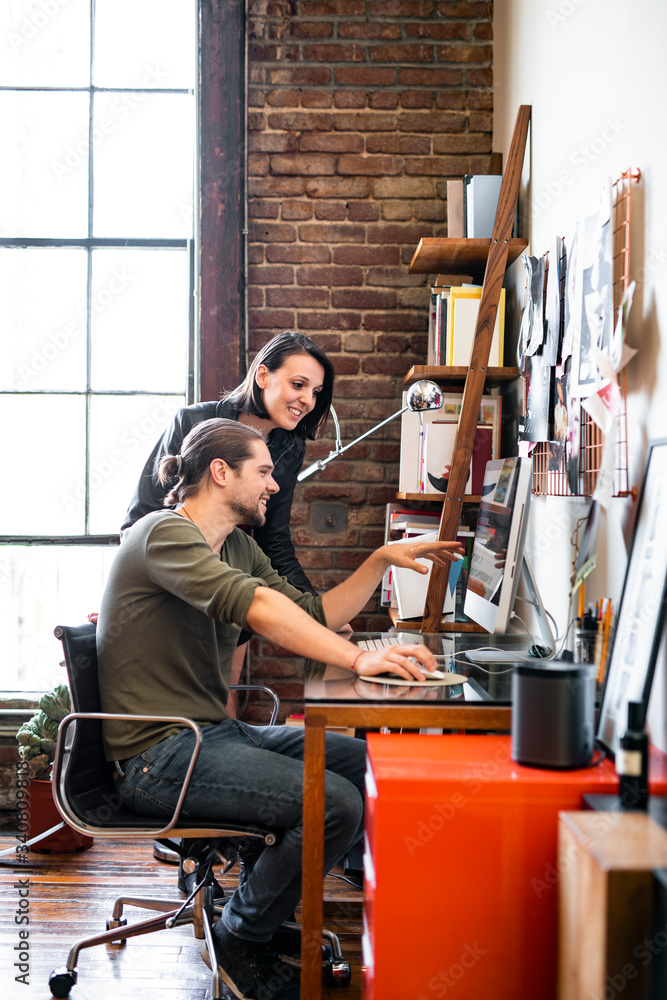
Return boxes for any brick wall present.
[244,0,493,717]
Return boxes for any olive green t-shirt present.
[97,511,325,761]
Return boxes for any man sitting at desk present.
[97,417,462,1000]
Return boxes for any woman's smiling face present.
[256,353,325,431]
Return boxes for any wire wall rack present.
[531,167,640,499]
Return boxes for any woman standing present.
[122,330,334,596]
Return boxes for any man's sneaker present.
[209,920,299,999]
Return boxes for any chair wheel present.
[325,958,351,987]
[49,968,76,998]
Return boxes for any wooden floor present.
[0,837,363,999]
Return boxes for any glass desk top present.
[304,630,528,706]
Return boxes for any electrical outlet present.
[311,502,348,534]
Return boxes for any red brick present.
[248,133,298,153]
[438,42,492,62]
[368,485,401,505]
[362,351,424,372]
[266,89,300,108]
[405,154,471,175]
[344,332,375,352]
[248,245,265,264]
[474,22,493,40]
[334,67,397,87]
[314,201,347,221]
[334,378,396,398]
[301,43,367,62]
[299,133,364,153]
[267,111,334,132]
[277,20,333,39]
[339,22,401,39]
[373,176,436,198]
[370,441,401,462]
[369,0,435,13]
[298,223,366,243]
[298,549,334,568]
[367,265,428,287]
[297,311,361,330]
[398,110,467,133]
[249,177,306,197]
[267,245,332,264]
[248,88,268,108]
[333,245,399,266]
[302,483,368,504]
[327,354,360,374]
[465,67,493,87]
[281,200,313,220]
[248,309,295,329]
[334,91,367,110]
[248,221,297,243]
[439,2,492,16]
[433,132,491,153]
[248,111,268,131]
[333,112,397,132]
[267,66,332,86]
[381,201,415,222]
[468,90,494,110]
[338,154,403,176]
[248,154,270,176]
[249,200,280,219]
[369,92,401,111]
[362,528,386,548]
[271,154,336,176]
[297,265,363,286]
[331,289,396,309]
[266,287,329,308]
[305,177,370,198]
[368,44,435,62]
[401,91,435,109]
[301,332,342,353]
[407,20,470,40]
[347,202,379,221]
[348,505,386,526]
[336,550,368,569]
[376,333,413,353]
[399,67,463,86]
[301,90,334,109]
[248,286,264,308]
[247,265,295,285]
[352,463,384,482]
[469,109,493,131]
[366,134,431,154]
[366,223,431,244]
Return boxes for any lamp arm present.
[297,404,407,481]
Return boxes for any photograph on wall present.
[571,187,614,398]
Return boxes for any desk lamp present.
[297,379,444,481]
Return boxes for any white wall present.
[494,0,667,751]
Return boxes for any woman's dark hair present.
[223,330,334,440]
[158,418,264,506]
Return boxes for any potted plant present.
[16,683,93,853]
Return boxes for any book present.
[463,174,502,238]
[399,391,501,494]
[419,421,493,496]
[446,179,464,237]
[389,530,464,620]
[447,286,506,367]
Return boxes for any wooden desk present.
[300,636,515,998]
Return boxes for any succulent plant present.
[16,683,71,781]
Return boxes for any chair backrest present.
[54,623,131,828]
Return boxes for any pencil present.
[577,583,585,621]
[597,599,613,685]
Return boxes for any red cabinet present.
[362,734,667,1000]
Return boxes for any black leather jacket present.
[121,399,315,594]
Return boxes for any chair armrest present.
[229,685,280,726]
[52,712,202,839]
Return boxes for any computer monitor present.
[463,457,554,657]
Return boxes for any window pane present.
[0,247,88,391]
[88,394,185,535]
[94,0,195,90]
[92,92,194,238]
[0,544,117,691]
[0,0,91,88]
[90,248,190,392]
[0,395,87,535]
[0,91,89,238]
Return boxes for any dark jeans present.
[114,719,366,941]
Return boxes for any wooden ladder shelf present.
[421,104,532,632]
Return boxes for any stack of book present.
[427,285,506,368]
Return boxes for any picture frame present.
[596,438,667,757]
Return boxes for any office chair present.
[48,623,351,998]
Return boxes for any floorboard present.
[0,837,362,999]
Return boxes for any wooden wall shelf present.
[396,492,482,503]
[408,237,528,276]
[404,364,519,388]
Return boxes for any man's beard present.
[229,499,266,529]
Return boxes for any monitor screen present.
[464,457,533,634]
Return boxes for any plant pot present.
[27,779,94,853]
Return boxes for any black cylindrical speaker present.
[511,661,596,769]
